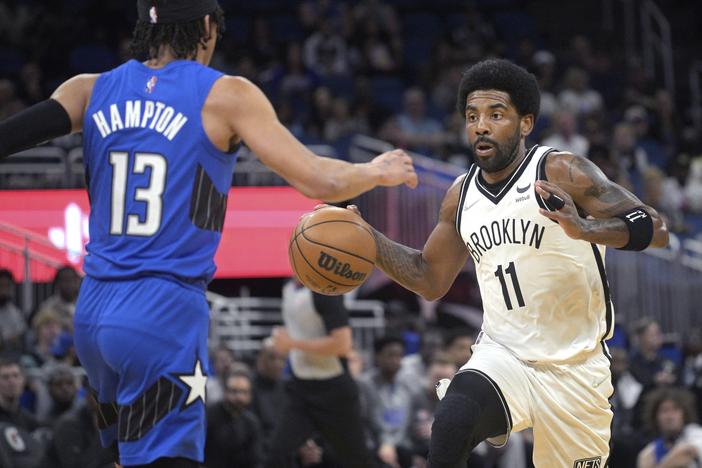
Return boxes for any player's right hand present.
[371,149,418,189]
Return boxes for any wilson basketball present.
[289,207,376,295]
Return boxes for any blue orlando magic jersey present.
[82,60,238,285]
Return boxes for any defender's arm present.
[0,74,96,158]
[536,152,668,249]
[217,76,417,202]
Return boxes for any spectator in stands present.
[444,328,475,370]
[686,156,702,215]
[684,328,702,423]
[444,7,496,64]
[0,357,39,432]
[45,394,114,468]
[359,19,401,75]
[303,19,349,77]
[642,167,687,233]
[582,112,609,148]
[359,334,415,468]
[558,67,603,116]
[268,42,320,108]
[542,110,590,156]
[630,318,679,389]
[48,330,78,367]
[0,79,26,120]
[248,18,277,72]
[37,266,80,330]
[205,370,263,468]
[206,345,240,405]
[35,364,79,425]
[399,328,444,390]
[352,0,400,36]
[19,62,45,105]
[24,308,63,369]
[625,105,668,169]
[324,97,368,142]
[0,269,26,353]
[532,50,558,120]
[306,86,334,139]
[409,352,457,466]
[588,144,628,189]
[381,88,445,156]
[610,346,646,468]
[251,340,287,451]
[637,387,702,468]
[650,89,683,152]
[612,121,651,193]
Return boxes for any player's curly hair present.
[130,7,226,60]
[643,387,697,435]
[456,59,540,119]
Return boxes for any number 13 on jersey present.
[495,262,525,310]
[109,151,168,236]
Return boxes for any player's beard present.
[473,125,522,174]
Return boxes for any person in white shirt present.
[542,110,589,156]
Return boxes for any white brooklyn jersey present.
[456,145,613,363]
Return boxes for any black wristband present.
[615,207,654,251]
[0,99,72,159]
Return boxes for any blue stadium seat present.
[403,36,435,68]
[402,13,442,38]
[493,11,536,43]
[370,77,406,112]
[269,16,304,43]
[225,18,250,43]
[69,45,118,74]
[320,76,355,100]
[0,48,25,75]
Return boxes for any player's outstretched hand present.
[535,180,586,240]
[370,149,418,189]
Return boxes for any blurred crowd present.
[2,266,702,467]
[0,0,701,236]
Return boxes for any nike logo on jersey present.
[463,199,480,212]
[516,183,531,193]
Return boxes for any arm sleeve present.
[312,292,350,332]
[0,99,72,158]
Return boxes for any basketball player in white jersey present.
[348,59,669,467]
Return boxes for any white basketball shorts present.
[459,332,613,468]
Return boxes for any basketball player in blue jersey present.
[344,59,669,467]
[0,2,416,467]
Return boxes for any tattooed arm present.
[367,177,470,300]
[535,152,668,248]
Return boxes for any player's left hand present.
[271,326,293,354]
[535,180,587,240]
[371,149,418,189]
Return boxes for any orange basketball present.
[289,207,376,296]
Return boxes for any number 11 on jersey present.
[494,262,525,310]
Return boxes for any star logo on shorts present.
[173,359,207,408]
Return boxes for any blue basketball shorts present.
[74,275,210,466]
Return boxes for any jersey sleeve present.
[312,292,349,332]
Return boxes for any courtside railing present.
[207,291,385,358]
